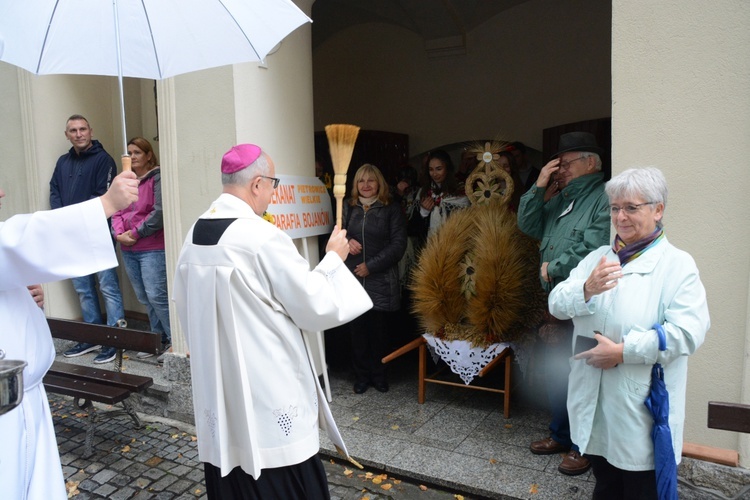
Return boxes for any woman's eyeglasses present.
[609,202,655,215]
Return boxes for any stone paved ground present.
[50,394,481,499]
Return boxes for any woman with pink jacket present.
[112,137,171,358]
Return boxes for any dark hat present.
[552,132,604,158]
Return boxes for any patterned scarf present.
[427,181,444,206]
[613,227,664,265]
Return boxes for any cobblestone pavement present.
[50,394,478,499]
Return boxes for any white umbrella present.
[0,0,310,168]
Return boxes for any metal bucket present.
[0,349,27,416]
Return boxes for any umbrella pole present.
[112,0,130,171]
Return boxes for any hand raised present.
[583,256,622,301]
[536,158,561,188]
[326,226,350,261]
[100,171,138,216]
[420,196,435,212]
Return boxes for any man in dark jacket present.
[50,114,126,364]
[517,132,610,476]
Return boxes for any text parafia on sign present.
[268,175,333,239]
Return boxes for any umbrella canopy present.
[0,0,310,157]
[644,324,678,500]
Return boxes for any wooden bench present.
[682,401,750,467]
[44,317,162,456]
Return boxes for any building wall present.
[613,0,750,462]
[312,0,612,156]
[0,66,27,212]
[155,1,317,358]
[0,69,141,318]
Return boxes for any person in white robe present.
[0,173,139,500]
[173,144,372,499]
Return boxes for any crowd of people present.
[336,132,709,498]
[1,127,709,498]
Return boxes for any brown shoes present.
[558,450,591,476]
[530,438,591,476]
[529,437,569,455]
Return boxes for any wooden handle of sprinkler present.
[121,155,132,172]
[333,174,347,229]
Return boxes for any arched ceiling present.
[311,0,531,48]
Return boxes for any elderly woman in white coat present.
[548,167,709,499]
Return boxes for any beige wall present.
[156,2,316,355]
[312,0,611,156]
[0,66,27,212]
[613,0,750,462]
[0,69,143,318]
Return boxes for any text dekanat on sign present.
[268,175,333,239]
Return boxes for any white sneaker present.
[136,351,154,359]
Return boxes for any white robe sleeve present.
[255,232,373,331]
[0,198,117,290]
[0,199,116,500]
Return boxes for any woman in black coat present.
[344,164,407,394]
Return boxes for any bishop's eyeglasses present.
[259,175,281,189]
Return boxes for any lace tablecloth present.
[423,334,526,385]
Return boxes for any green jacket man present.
[517,171,610,292]
[516,131,611,477]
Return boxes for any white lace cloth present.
[423,334,527,385]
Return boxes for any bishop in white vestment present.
[173,144,372,499]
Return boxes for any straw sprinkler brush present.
[325,124,360,229]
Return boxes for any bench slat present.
[708,401,750,434]
[44,373,131,405]
[47,317,162,354]
[49,361,153,392]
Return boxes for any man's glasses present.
[609,202,655,215]
[558,156,586,171]
[260,175,280,189]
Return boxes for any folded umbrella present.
[644,323,678,500]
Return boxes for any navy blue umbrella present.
[644,324,678,500]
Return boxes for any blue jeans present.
[122,250,171,344]
[71,267,124,326]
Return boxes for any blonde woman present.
[343,164,407,393]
